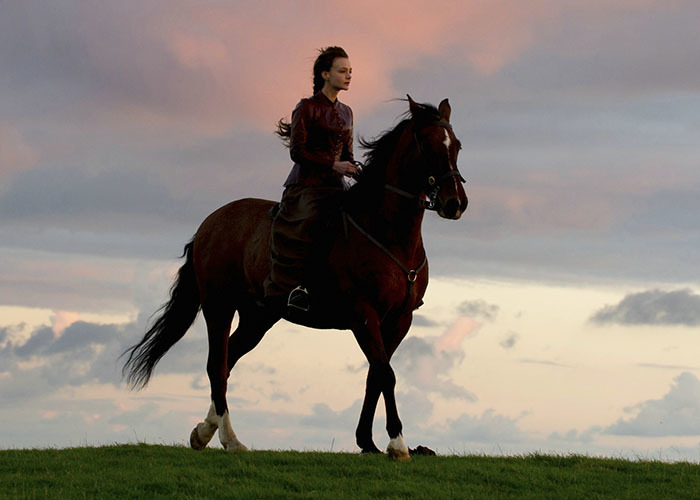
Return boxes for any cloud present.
[518,359,570,368]
[457,299,499,321]
[444,409,528,444]
[548,427,601,445]
[605,372,700,437]
[412,314,441,327]
[637,363,698,371]
[0,167,197,228]
[0,312,208,400]
[5,0,677,135]
[0,123,37,181]
[590,289,700,326]
[393,323,477,401]
[435,316,480,351]
[499,333,520,350]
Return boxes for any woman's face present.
[324,57,352,92]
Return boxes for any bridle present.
[344,120,466,284]
[381,121,466,212]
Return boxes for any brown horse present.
[122,96,467,460]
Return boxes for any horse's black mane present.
[358,101,442,172]
[344,100,442,210]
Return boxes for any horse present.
[122,96,468,460]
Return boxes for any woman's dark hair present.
[275,46,349,145]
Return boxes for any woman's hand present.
[333,161,358,177]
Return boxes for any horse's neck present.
[353,156,425,253]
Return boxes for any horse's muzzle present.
[439,195,468,220]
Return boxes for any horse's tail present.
[121,240,200,390]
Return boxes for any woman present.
[264,46,357,314]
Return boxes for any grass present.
[1,444,699,499]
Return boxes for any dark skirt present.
[264,185,342,297]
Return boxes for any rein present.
[344,212,426,284]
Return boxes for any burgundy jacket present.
[283,91,354,188]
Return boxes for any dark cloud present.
[605,372,700,437]
[457,299,499,321]
[0,2,213,121]
[0,167,196,227]
[0,313,209,399]
[590,289,700,326]
[499,333,519,350]
[412,314,441,327]
[13,327,54,357]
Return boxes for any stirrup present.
[287,286,310,313]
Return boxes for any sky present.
[2,0,700,460]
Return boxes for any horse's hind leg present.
[226,305,278,376]
[190,301,278,451]
[190,299,246,451]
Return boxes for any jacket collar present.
[314,91,339,107]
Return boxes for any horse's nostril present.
[444,198,460,218]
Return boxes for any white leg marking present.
[443,129,451,151]
[387,434,411,461]
[190,402,219,450]
[218,411,248,451]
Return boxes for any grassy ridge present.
[1,444,699,499]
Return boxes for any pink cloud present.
[44,1,672,135]
[51,311,81,335]
[435,316,481,352]
[134,1,574,130]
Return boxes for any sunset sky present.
[2,1,700,460]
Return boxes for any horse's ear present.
[438,98,451,123]
[407,94,419,115]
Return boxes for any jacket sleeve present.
[289,99,336,169]
[341,107,354,163]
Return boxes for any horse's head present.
[407,95,468,220]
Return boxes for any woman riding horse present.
[265,46,358,314]
[122,89,468,460]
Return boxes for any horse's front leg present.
[382,312,414,460]
[378,362,409,461]
[356,364,382,454]
[352,305,410,461]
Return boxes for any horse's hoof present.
[190,427,207,450]
[388,448,411,461]
[387,435,411,462]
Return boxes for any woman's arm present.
[341,108,354,163]
[289,100,335,169]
